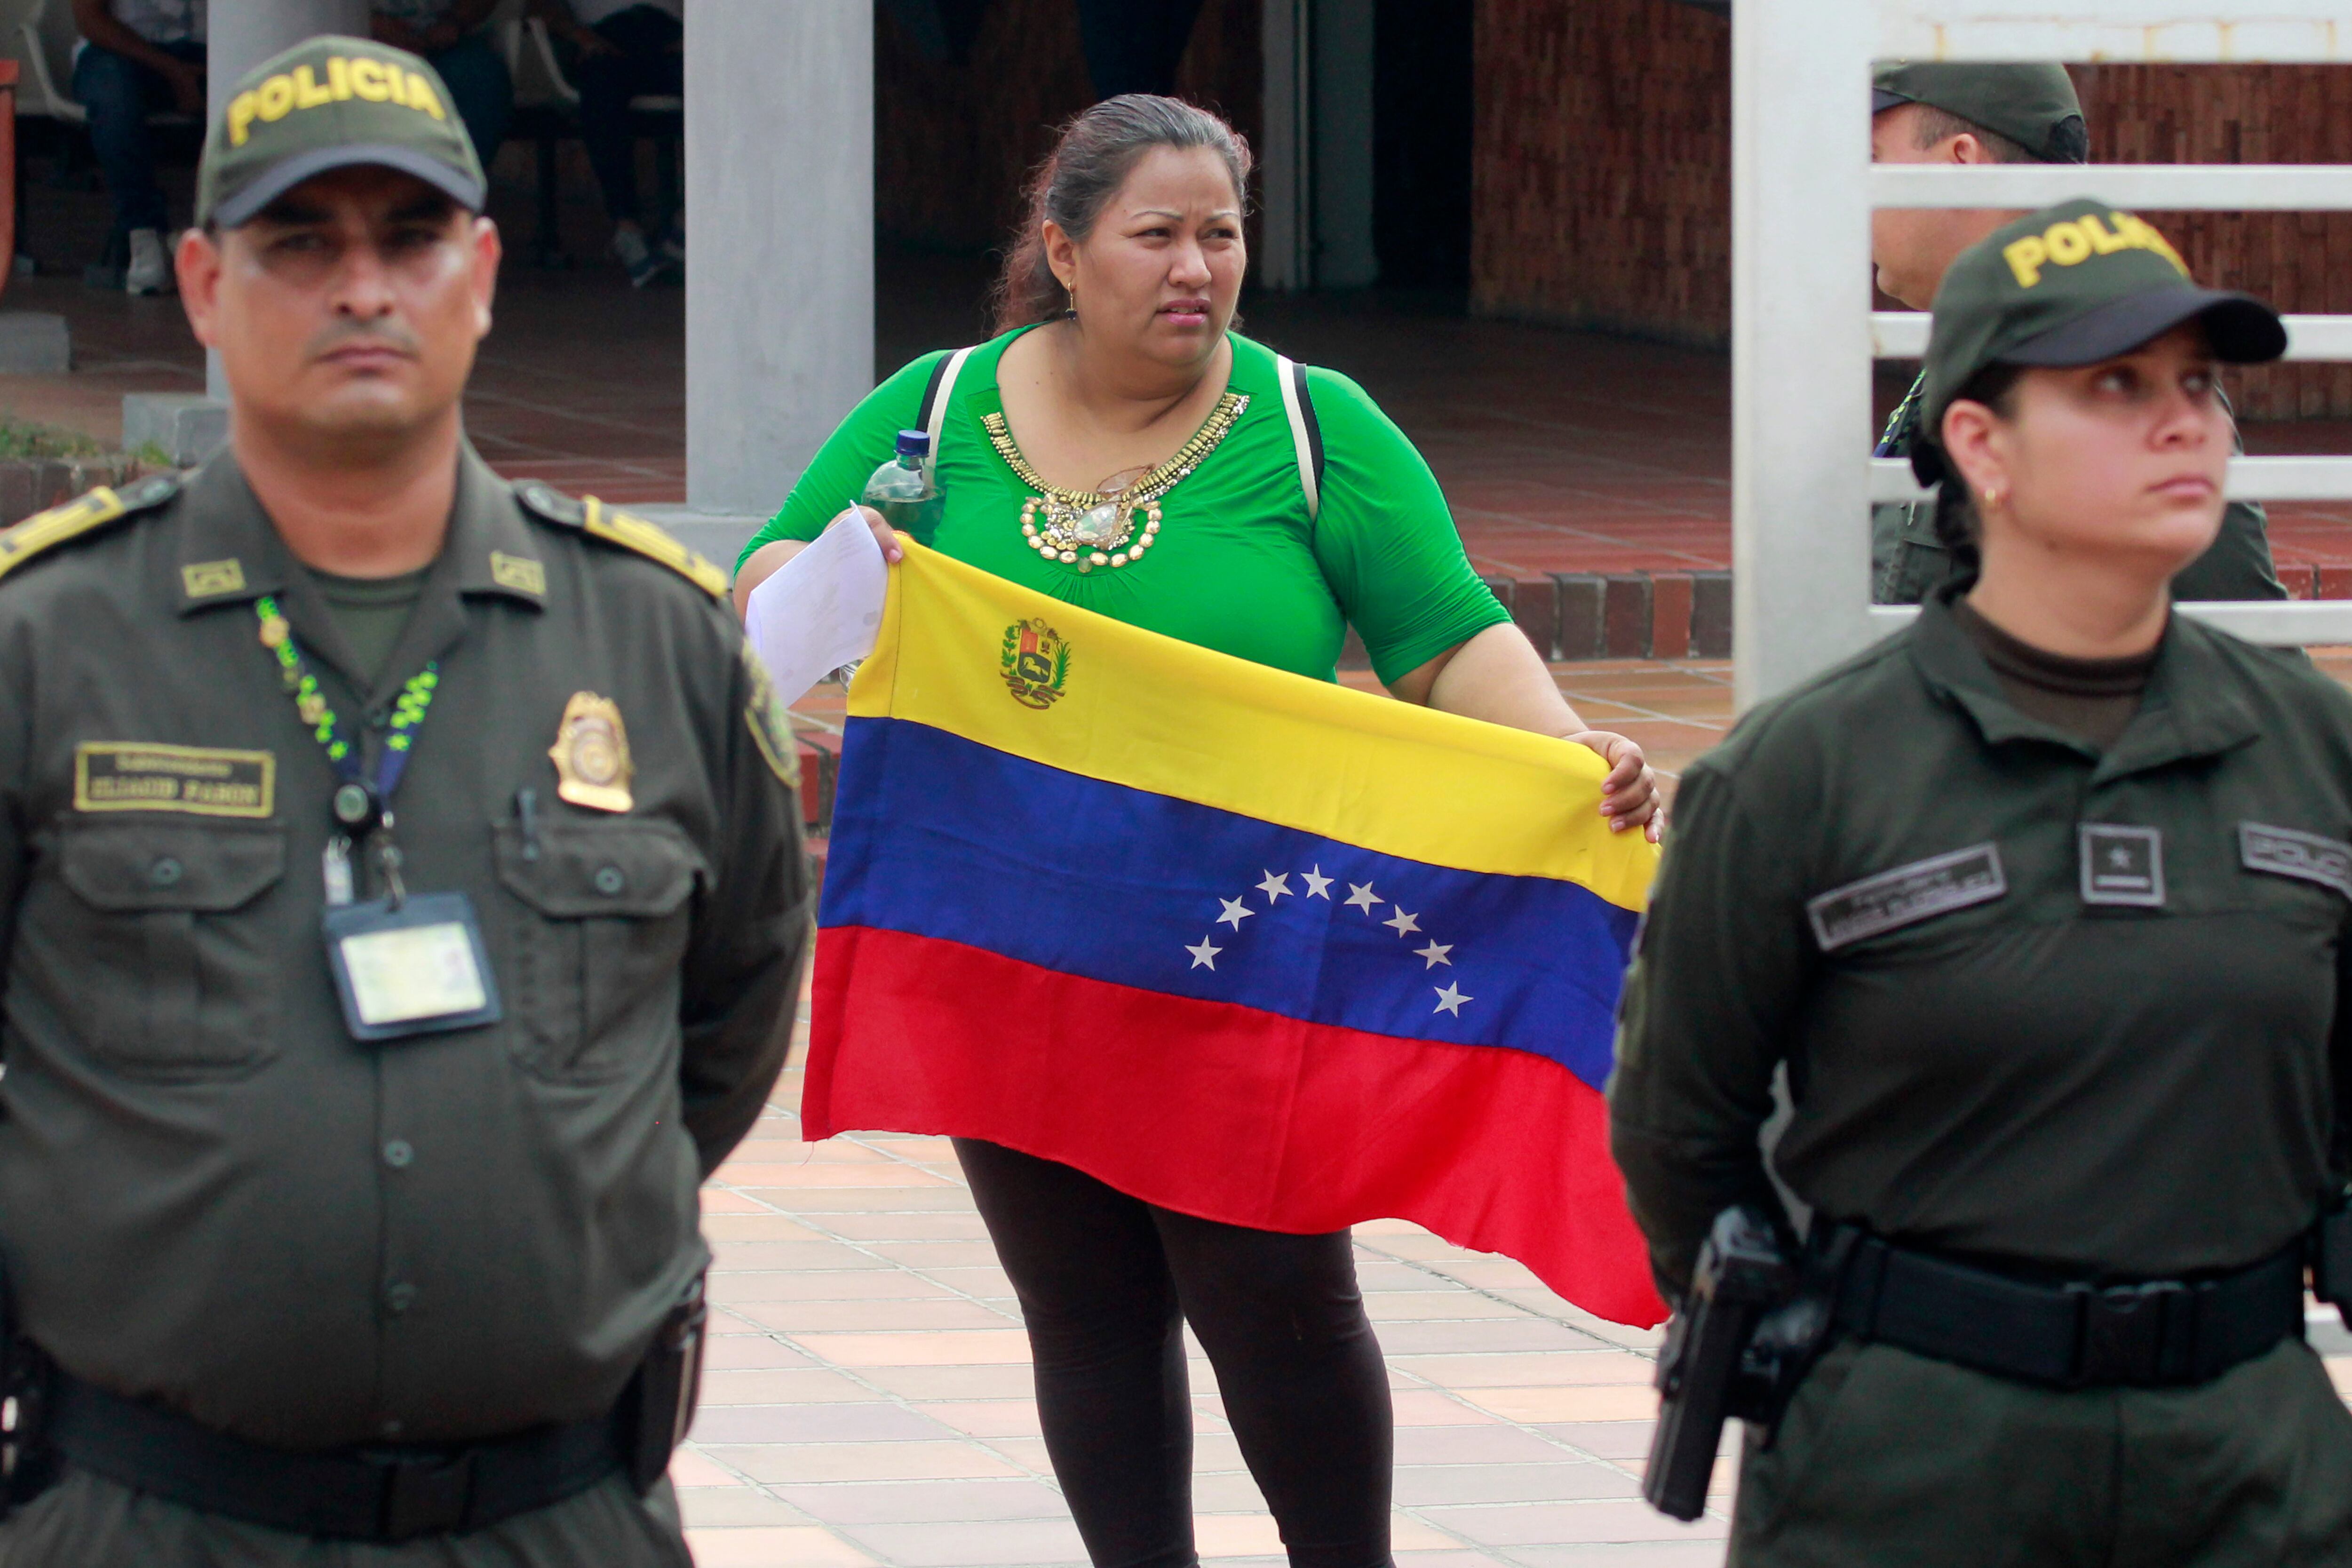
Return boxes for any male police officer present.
[1869,62,2285,605]
[0,37,809,1564]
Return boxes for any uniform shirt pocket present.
[36,820,287,1077]
[495,817,707,1082]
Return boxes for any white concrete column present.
[204,0,369,401]
[685,1,874,519]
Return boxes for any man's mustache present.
[306,319,421,360]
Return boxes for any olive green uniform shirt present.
[1609,589,2352,1298]
[0,446,811,1451]
[1870,373,2288,605]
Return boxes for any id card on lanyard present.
[257,596,503,1042]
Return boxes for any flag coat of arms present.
[804,542,1666,1327]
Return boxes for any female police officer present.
[1609,198,2352,1565]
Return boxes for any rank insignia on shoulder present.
[0,473,179,585]
[739,644,800,788]
[549,692,635,812]
[1806,843,2006,952]
[581,497,731,599]
[2079,823,2164,908]
[2239,822,2352,901]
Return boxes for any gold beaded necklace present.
[984,391,1250,575]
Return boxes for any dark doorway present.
[1372,0,1473,292]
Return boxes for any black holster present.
[620,1273,708,1494]
[0,1256,56,1521]
[1643,1207,1833,1522]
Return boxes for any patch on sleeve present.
[2240,822,2352,901]
[740,644,800,788]
[74,743,276,818]
[1805,843,2006,952]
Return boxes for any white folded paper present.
[742,509,890,709]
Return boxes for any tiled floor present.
[675,1023,1732,1568]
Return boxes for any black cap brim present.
[1998,286,2288,370]
[1872,88,1913,115]
[211,143,486,230]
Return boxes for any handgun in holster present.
[620,1273,709,1494]
[2312,1188,2352,1331]
[1643,1205,1832,1522]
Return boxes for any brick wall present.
[875,0,1263,256]
[1468,0,1732,346]
[2079,67,2352,419]
[1469,2,2352,417]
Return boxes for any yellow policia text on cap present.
[227,56,446,149]
[2002,210,2187,290]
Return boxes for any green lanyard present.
[257,596,440,900]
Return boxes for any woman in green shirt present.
[737,96,1656,1568]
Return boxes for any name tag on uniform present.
[1806,843,2007,952]
[2240,822,2352,901]
[322,892,503,1042]
[2080,824,2164,907]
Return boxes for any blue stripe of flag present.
[820,717,1638,1093]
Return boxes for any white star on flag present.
[1217,897,1255,929]
[1433,982,1472,1016]
[1257,871,1292,902]
[1414,941,1453,969]
[1383,908,1420,937]
[1345,882,1380,913]
[1186,937,1223,970]
[1301,867,1333,899]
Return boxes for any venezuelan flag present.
[804,542,1666,1327]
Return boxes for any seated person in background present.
[532,0,683,287]
[371,0,511,169]
[69,0,206,296]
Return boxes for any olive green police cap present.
[1872,61,2089,164]
[1910,198,2285,483]
[196,35,485,230]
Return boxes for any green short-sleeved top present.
[737,329,1509,685]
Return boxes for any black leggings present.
[956,1139,1395,1568]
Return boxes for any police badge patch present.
[1001,618,1071,710]
[740,644,800,788]
[548,692,635,812]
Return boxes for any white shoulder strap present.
[924,344,978,460]
[1274,353,1320,523]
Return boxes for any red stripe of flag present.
[807,924,1667,1327]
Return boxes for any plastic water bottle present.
[861,429,943,546]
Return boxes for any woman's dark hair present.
[1931,362,2029,567]
[991,94,1254,335]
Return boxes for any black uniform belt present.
[48,1371,622,1542]
[1825,1229,2305,1389]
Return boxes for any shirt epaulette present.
[515,481,729,600]
[0,473,181,586]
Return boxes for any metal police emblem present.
[2240,822,2352,901]
[548,692,635,812]
[1805,843,2006,952]
[2079,823,2164,907]
[1000,618,1071,710]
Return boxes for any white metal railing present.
[1732,0,2352,708]
[1872,312,2352,360]
[1873,163,2352,209]
[1868,456,2352,503]
[1871,600,2352,645]
[1877,0,2352,63]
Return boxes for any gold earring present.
[1067,285,1078,318]
[1983,488,2002,508]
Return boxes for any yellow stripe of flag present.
[847,543,1657,912]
